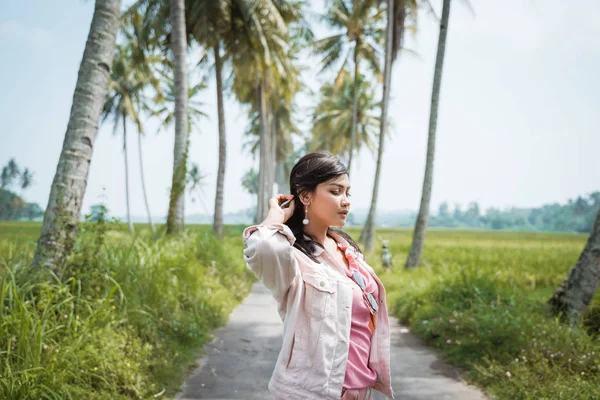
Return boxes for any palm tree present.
[1,159,20,190]
[242,60,305,196]
[314,0,384,172]
[212,38,227,238]
[31,0,121,276]
[241,168,259,199]
[102,41,157,233]
[187,0,311,235]
[186,0,230,238]
[126,11,163,233]
[242,168,259,222]
[7,159,20,181]
[153,77,208,134]
[360,0,417,251]
[166,0,189,234]
[405,0,452,268]
[243,98,301,193]
[0,166,10,189]
[310,69,380,157]
[549,207,600,324]
[186,163,210,214]
[102,22,163,234]
[20,168,34,192]
[229,0,305,222]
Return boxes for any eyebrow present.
[329,183,351,190]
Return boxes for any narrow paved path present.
[176,282,488,400]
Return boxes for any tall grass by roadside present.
[0,220,254,399]
[351,228,600,400]
[4,221,597,399]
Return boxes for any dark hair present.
[285,152,362,263]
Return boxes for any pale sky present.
[1,0,599,220]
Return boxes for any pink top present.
[337,241,379,391]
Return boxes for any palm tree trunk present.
[360,0,395,251]
[137,131,155,232]
[270,101,277,197]
[347,40,360,173]
[405,0,451,268]
[549,207,600,324]
[30,0,121,277]
[256,85,264,222]
[213,40,226,239]
[166,0,189,235]
[256,81,271,222]
[123,115,134,233]
[275,160,288,195]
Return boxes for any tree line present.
[429,192,600,233]
[0,159,43,221]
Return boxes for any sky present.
[1,0,599,220]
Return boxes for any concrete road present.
[176,282,488,400]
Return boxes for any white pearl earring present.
[303,206,309,225]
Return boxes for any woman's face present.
[306,174,351,227]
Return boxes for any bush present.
[0,221,255,399]
[349,227,600,400]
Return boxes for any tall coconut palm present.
[229,0,305,222]
[186,163,210,214]
[212,39,227,238]
[102,41,158,233]
[310,69,380,157]
[186,0,230,238]
[314,0,384,173]
[549,207,600,324]
[126,0,235,235]
[242,95,302,194]
[125,10,163,233]
[231,55,274,223]
[405,0,452,268]
[166,0,189,234]
[242,56,305,197]
[31,0,121,276]
[359,0,417,250]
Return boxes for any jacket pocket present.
[302,272,336,319]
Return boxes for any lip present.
[338,211,348,216]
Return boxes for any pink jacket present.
[243,223,394,400]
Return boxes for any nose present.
[341,195,350,207]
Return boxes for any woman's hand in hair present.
[263,194,295,224]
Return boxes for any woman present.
[243,152,394,400]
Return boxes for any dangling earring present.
[303,206,309,225]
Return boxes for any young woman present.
[243,152,394,400]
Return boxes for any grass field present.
[0,221,253,399]
[347,227,599,400]
[1,222,598,399]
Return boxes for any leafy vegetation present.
[353,227,600,400]
[0,220,254,399]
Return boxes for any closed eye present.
[331,191,351,197]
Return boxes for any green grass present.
[0,221,254,399]
[347,227,600,400]
[3,222,598,399]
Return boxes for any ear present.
[298,190,312,206]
